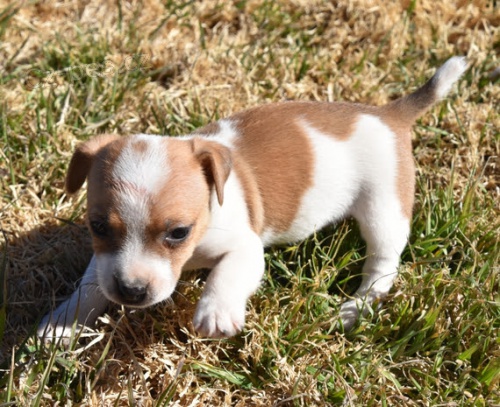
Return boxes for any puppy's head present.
[67,134,231,307]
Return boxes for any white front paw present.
[193,295,246,338]
[37,315,80,347]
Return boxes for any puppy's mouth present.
[105,275,177,308]
[94,253,177,308]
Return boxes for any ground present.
[0,0,498,405]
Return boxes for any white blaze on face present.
[103,135,175,305]
[112,135,168,240]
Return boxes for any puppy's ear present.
[66,134,119,194]
[192,138,232,206]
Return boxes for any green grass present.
[0,1,499,405]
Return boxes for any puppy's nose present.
[115,276,147,305]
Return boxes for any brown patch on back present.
[230,103,311,233]
[230,102,362,233]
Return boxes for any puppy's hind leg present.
[340,197,411,330]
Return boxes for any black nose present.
[115,277,148,304]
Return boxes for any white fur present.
[193,230,264,337]
[260,114,410,329]
[112,136,166,279]
[433,57,467,100]
[105,136,176,305]
[180,119,237,147]
[191,114,410,334]
[262,119,359,245]
[113,135,167,194]
[210,119,238,147]
[36,122,411,339]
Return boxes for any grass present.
[0,0,499,405]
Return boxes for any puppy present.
[38,57,467,340]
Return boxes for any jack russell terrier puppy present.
[38,57,467,341]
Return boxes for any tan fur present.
[84,137,128,253]
[65,134,120,194]
[83,138,216,278]
[232,154,265,233]
[230,103,313,233]
[373,73,447,219]
[65,135,130,255]
[130,139,148,154]
[386,77,438,123]
[378,105,416,220]
[191,138,232,206]
[39,57,467,340]
[72,104,416,250]
[193,121,265,233]
[225,101,419,228]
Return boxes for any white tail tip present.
[434,56,468,99]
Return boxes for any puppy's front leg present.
[193,231,265,338]
[37,255,109,343]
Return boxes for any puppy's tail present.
[386,57,467,123]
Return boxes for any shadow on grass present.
[0,220,209,366]
[0,221,92,365]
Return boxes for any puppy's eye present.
[90,220,108,237]
[164,226,191,245]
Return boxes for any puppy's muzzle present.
[114,275,148,305]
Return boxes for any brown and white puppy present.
[38,57,467,340]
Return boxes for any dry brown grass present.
[0,0,498,405]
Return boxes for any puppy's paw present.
[193,295,246,338]
[37,317,79,347]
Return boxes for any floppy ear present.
[192,138,232,206]
[66,134,119,194]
